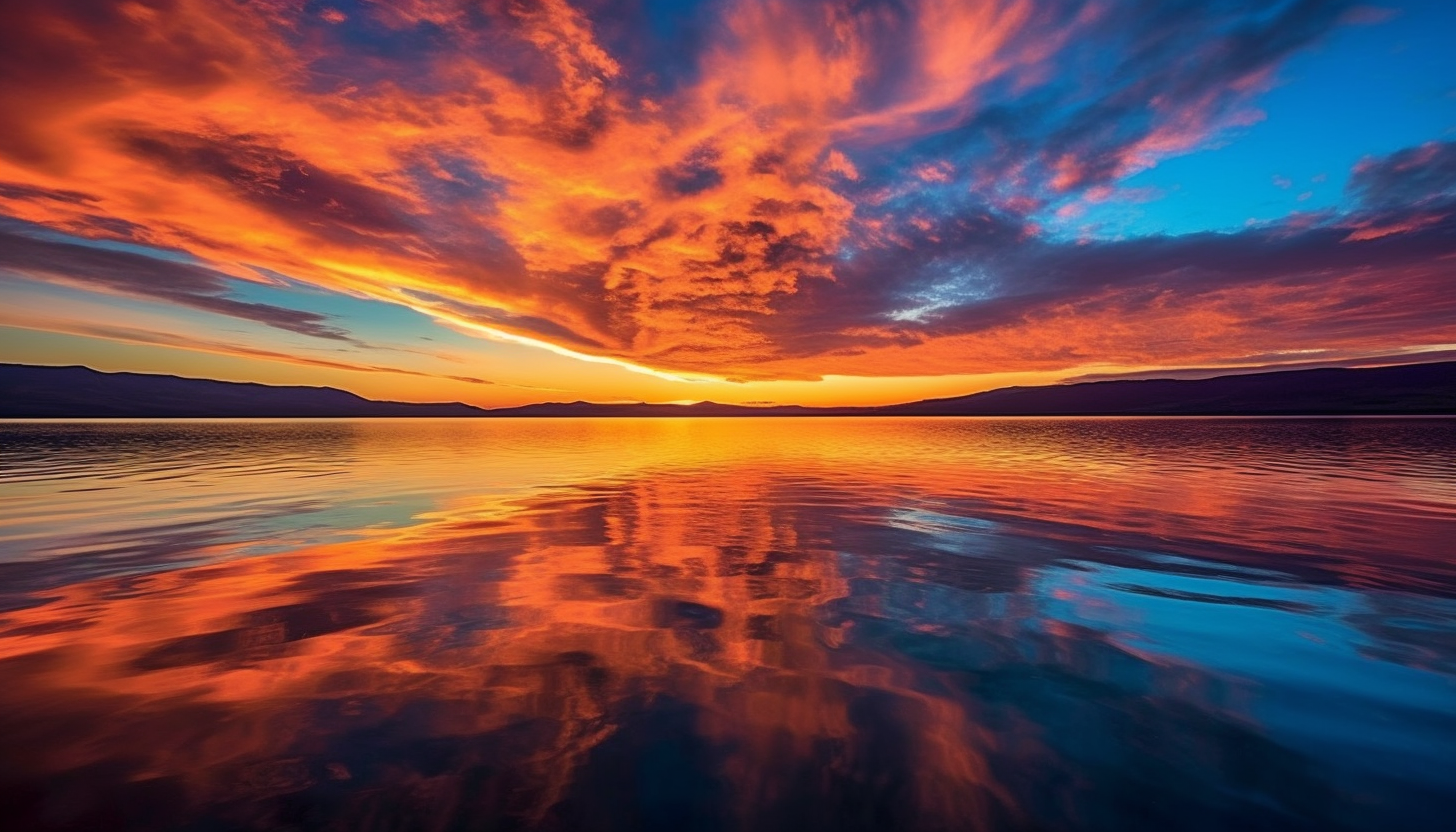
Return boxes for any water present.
[1,418,1453,831]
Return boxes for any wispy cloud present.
[0,314,500,385]
[0,222,363,343]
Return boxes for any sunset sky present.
[1,0,1453,407]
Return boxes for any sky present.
[0,0,1453,407]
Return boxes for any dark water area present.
[0,417,1453,832]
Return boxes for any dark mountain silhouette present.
[483,361,1454,416]
[0,364,487,418]
[2,361,1452,418]
[876,361,1455,416]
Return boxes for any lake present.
[1,418,1453,831]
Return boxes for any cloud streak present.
[0,314,503,386]
[0,223,363,343]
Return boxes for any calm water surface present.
[1,418,1453,831]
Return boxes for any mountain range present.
[1,361,1452,418]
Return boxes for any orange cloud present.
[0,0,1446,390]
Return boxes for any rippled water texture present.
[1,418,1453,832]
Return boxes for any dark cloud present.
[657,144,724,196]
[1348,140,1456,209]
[119,128,417,238]
[697,221,823,276]
[0,224,363,343]
[951,205,1453,335]
[0,181,97,205]
[578,200,646,237]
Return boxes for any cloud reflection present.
[1,418,1453,830]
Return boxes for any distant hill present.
[0,364,487,418]
[1,360,1452,418]
[480,361,1454,417]
[877,361,1456,416]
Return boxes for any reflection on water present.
[1,418,1453,831]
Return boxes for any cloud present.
[118,128,418,238]
[656,143,725,197]
[735,134,1456,376]
[0,0,282,169]
[0,314,496,385]
[3,0,1449,382]
[1348,140,1456,209]
[0,223,362,343]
